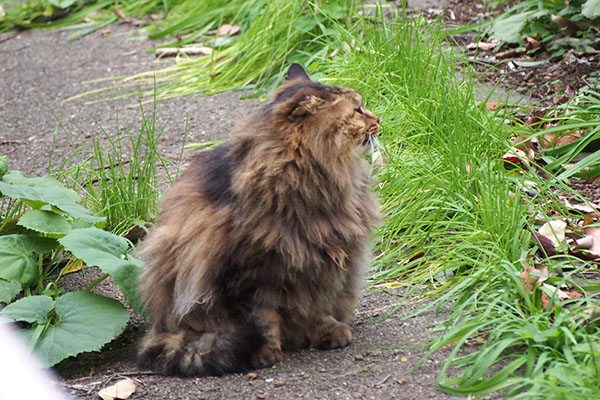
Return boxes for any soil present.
[0,1,595,399]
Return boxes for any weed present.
[0,161,143,366]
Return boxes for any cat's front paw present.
[251,345,284,369]
[314,322,352,350]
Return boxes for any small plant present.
[54,92,183,236]
[0,156,143,366]
[488,0,600,58]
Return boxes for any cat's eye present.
[355,107,364,114]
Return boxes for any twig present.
[0,32,18,44]
[375,374,391,386]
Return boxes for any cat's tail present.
[138,325,264,376]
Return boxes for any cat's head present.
[268,64,379,155]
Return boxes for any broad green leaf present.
[491,10,547,43]
[0,278,21,303]
[0,171,104,224]
[1,295,54,324]
[8,292,129,366]
[17,210,71,236]
[0,235,46,286]
[582,0,600,18]
[59,228,144,315]
[0,156,7,179]
[59,227,128,266]
[48,0,77,8]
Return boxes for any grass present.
[70,0,356,102]
[51,91,183,235]
[320,7,600,399]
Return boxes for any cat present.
[137,63,380,376]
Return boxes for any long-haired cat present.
[137,63,380,376]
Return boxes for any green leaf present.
[0,234,57,286]
[59,228,144,315]
[582,0,600,18]
[0,278,22,304]
[17,210,72,237]
[1,295,54,324]
[491,10,547,43]
[0,171,105,224]
[4,292,129,366]
[47,0,77,8]
[0,156,7,179]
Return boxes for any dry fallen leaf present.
[551,15,579,35]
[542,130,584,148]
[520,258,549,292]
[218,24,241,36]
[583,225,600,258]
[486,101,503,111]
[98,378,136,400]
[524,36,541,51]
[114,8,126,19]
[538,220,567,246]
[60,258,84,275]
[155,47,212,58]
[503,147,531,170]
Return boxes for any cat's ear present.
[290,95,323,119]
[286,63,311,82]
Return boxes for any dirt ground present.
[0,15,469,400]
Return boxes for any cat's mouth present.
[361,125,379,147]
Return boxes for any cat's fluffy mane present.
[137,64,380,376]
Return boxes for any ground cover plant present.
[2,1,600,398]
[0,155,144,366]
[487,0,600,58]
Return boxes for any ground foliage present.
[0,159,143,366]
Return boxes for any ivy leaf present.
[0,235,57,286]
[0,278,22,304]
[2,292,129,366]
[59,228,144,315]
[0,171,105,224]
[17,210,71,237]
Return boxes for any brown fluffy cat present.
[137,64,380,376]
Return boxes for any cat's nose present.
[366,110,380,124]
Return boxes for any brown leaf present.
[60,258,84,275]
[486,102,503,111]
[98,378,136,400]
[503,148,531,170]
[538,220,567,246]
[496,48,520,60]
[218,24,240,36]
[533,232,557,257]
[583,226,600,258]
[543,130,584,148]
[477,40,500,51]
[524,36,541,51]
[114,8,126,19]
[155,47,212,58]
[551,15,579,35]
[520,258,549,292]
